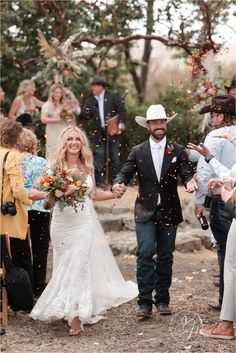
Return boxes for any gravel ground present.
[2,247,235,353]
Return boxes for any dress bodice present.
[16,96,36,117]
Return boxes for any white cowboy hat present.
[135,105,177,128]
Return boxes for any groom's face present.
[147,119,167,141]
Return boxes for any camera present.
[1,202,17,216]
[198,215,209,230]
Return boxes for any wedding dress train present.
[30,175,138,325]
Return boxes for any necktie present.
[154,144,162,181]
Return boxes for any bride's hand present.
[65,184,77,195]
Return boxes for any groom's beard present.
[150,128,167,142]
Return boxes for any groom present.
[113,105,197,317]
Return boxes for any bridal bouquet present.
[36,167,88,212]
[60,108,75,125]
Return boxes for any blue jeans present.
[210,199,232,304]
[135,212,177,309]
[95,132,123,185]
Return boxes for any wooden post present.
[105,127,110,189]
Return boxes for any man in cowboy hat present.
[16,113,35,132]
[194,95,236,311]
[80,75,126,187]
[112,104,197,317]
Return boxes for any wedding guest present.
[16,113,35,132]
[112,105,197,318]
[17,129,50,297]
[0,86,6,119]
[0,120,45,286]
[41,84,78,161]
[187,129,236,340]
[225,78,236,98]
[193,95,236,311]
[30,126,137,336]
[80,76,126,187]
[8,80,43,120]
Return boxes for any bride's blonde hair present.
[54,126,94,176]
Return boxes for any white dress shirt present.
[149,136,166,181]
[150,136,166,205]
[95,90,105,128]
[209,158,236,179]
[195,125,236,205]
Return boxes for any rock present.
[106,230,137,255]
[177,229,212,249]
[175,236,201,253]
[112,207,133,215]
[95,205,132,215]
[99,217,123,232]
[123,217,135,231]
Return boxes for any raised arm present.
[32,96,44,109]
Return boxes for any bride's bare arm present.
[91,188,116,201]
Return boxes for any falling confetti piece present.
[184,345,192,350]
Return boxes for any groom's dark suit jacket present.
[80,90,126,137]
[113,139,193,226]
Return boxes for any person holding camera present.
[189,95,236,312]
[0,119,45,287]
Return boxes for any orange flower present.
[45,176,54,183]
[76,180,82,187]
[38,176,45,184]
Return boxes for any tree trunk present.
[140,0,154,98]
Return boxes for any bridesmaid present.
[8,80,43,120]
[41,84,78,161]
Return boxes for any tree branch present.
[73,33,214,51]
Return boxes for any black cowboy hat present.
[200,95,236,115]
[16,113,35,126]
[90,75,108,87]
[225,79,236,92]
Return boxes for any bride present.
[30,126,138,336]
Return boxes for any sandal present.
[200,323,235,340]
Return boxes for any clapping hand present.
[208,178,224,189]
[113,183,126,199]
[186,178,198,193]
[186,142,210,158]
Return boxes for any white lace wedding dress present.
[30,174,138,325]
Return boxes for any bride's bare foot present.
[69,317,81,336]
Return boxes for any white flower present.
[55,190,63,197]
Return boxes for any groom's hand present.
[112,183,126,199]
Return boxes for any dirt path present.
[2,248,235,353]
